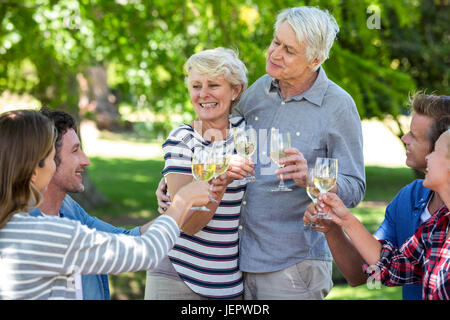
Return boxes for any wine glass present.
[305,168,323,228]
[191,146,218,211]
[313,157,338,219]
[270,129,292,192]
[211,140,233,179]
[233,124,257,183]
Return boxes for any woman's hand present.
[276,148,308,187]
[317,192,355,229]
[303,202,337,233]
[225,154,254,181]
[166,180,210,228]
[176,180,210,208]
[210,174,230,200]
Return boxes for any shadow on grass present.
[88,157,165,223]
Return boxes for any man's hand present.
[276,148,308,187]
[156,177,170,214]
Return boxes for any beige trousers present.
[243,259,333,300]
[144,274,243,300]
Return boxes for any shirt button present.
[281,101,286,105]
[296,132,301,136]
[255,116,259,121]
[239,225,243,230]
[243,201,247,205]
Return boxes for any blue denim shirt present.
[374,179,432,300]
[232,68,365,272]
[30,195,141,300]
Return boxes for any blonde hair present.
[184,47,248,108]
[0,110,56,229]
[275,6,340,71]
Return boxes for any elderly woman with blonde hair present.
[144,47,252,300]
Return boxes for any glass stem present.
[279,174,285,187]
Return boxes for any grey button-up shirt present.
[232,67,366,273]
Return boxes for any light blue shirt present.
[30,195,141,299]
[233,67,366,273]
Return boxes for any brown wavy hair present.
[411,93,450,152]
[0,110,57,229]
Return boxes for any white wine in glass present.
[313,157,338,219]
[233,125,257,183]
[270,130,292,192]
[305,168,324,228]
[192,163,216,181]
[191,146,217,211]
[212,141,233,178]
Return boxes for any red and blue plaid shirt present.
[366,206,449,300]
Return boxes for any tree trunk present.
[78,64,122,131]
[58,71,111,210]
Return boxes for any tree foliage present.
[0,0,447,136]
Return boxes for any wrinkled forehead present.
[188,69,228,83]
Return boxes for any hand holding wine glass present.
[313,157,338,219]
[212,141,233,179]
[270,130,292,192]
[233,124,257,183]
[191,146,219,211]
[304,167,324,228]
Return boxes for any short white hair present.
[275,7,339,71]
[184,47,248,105]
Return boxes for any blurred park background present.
[0,0,449,300]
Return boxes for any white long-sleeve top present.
[0,212,179,299]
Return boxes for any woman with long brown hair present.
[0,109,209,299]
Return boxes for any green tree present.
[1,0,425,131]
[2,0,447,205]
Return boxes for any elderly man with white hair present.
[157,6,366,300]
[229,6,365,300]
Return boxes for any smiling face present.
[265,21,318,83]
[49,128,90,193]
[188,70,241,122]
[423,131,450,192]
[401,113,434,171]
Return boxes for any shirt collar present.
[268,66,329,107]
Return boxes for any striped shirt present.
[0,212,179,300]
[159,116,246,299]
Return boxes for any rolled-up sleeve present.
[363,239,423,287]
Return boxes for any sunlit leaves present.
[0,0,445,136]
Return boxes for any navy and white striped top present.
[160,116,246,299]
[0,212,179,300]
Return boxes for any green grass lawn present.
[88,156,416,300]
